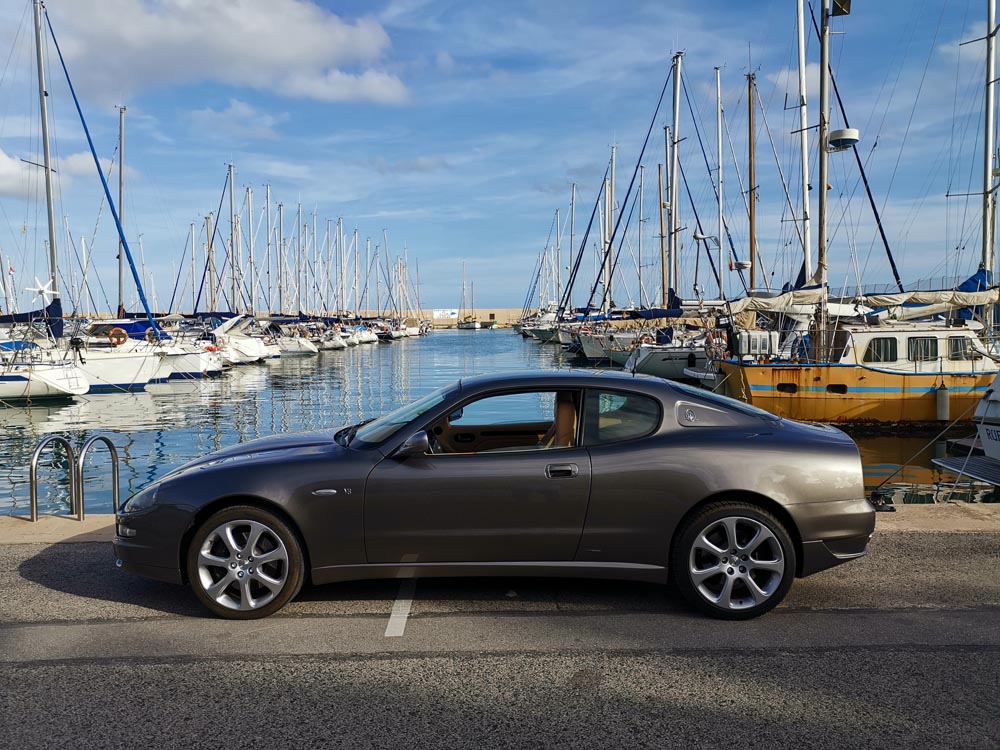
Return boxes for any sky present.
[0,0,993,314]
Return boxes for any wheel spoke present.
[254,569,285,593]
[690,562,723,586]
[721,518,740,551]
[253,548,286,566]
[745,574,771,601]
[745,525,777,555]
[748,558,784,575]
[245,522,266,555]
[205,571,235,601]
[222,524,242,556]
[238,577,255,610]
[198,550,229,569]
[694,532,726,555]
[713,574,735,608]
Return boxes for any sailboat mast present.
[658,158,667,306]
[669,52,683,296]
[33,0,58,295]
[569,182,576,311]
[353,228,359,313]
[117,105,125,314]
[205,213,216,311]
[715,66,724,299]
[247,185,255,315]
[228,163,236,312]
[296,203,302,313]
[748,72,757,291]
[277,202,284,313]
[189,222,195,312]
[796,0,813,277]
[817,0,831,355]
[638,165,644,307]
[984,0,997,275]
[265,185,271,314]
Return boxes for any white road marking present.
[385,579,416,637]
[385,554,419,637]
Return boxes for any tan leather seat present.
[541,394,577,448]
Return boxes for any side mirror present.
[394,431,429,458]
[448,407,463,422]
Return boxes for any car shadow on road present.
[15,537,207,618]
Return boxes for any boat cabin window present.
[862,337,898,363]
[949,336,981,361]
[907,337,938,362]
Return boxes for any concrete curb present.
[1,503,999,545]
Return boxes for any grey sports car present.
[114,370,875,620]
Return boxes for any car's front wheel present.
[186,505,304,619]
[671,501,795,620]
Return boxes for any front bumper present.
[113,508,189,585]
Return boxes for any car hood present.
[158,428,344,482]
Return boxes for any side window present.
[862,337,897,363]
[907,337,938,362]
[428,389,580,454]
[584,389,661,446]
[948,336,980,361]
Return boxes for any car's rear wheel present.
[186,505,304,619]
[671,501,795,620]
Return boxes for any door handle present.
[545,463,578,479]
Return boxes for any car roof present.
[457,369,667,392]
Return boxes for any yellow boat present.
[716,321,998,423]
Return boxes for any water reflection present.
[0,329,987,516]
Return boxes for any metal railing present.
[22,433,119,522]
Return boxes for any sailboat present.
[457,262,481,329]
[711,0,1000,423]
[0,1,90,401]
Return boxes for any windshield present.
[352,384,455,447]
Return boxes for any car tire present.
[671,501,796,620]
[186,505,304,620]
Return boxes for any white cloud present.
[0,149,33,199]
[766,62,821,103]
[189,99,285,141]
[45,0,408,105]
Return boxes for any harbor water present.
[1,329,995,517]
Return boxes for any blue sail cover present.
[0,298,63,338]
[957,268,993,321]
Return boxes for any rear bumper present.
[788,497,877,577]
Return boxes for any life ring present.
[263,336,274,345]
[108,327,128,346]
[204,345,218,352]
[144,328,158,343]
[639,333,654,346]
[580,326,592,335]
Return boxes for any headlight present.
[121,484,159,514]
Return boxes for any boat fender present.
[144,328,158,343]
[108,327,128,346]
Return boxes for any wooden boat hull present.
[717,361,994,423]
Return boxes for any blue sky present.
[0,0,993,313]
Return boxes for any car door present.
[363,389,592,563]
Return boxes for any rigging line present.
[558,165,608,318]
[678,158,721,293]
[0,2,30,133]
[44,8,159,332]
[680,76,748,295]
[600,187,640,311]
[809,8,905,294]
[583,63,673,313]
[165,228,190,313]
[192,171,230,313]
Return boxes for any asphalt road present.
[1,530,999,749]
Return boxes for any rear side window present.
[863,337,897,363]
[584,389,661,446]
